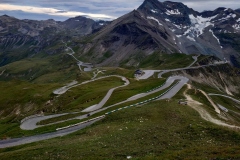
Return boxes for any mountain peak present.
[0,14,18,21]
[2,14,10,17]
[143,0,160,3]
[138,0,165,11]
[138,0,197,16]
[0,14,15,18]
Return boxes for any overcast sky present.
[0,0,239,21]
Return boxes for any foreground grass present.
[1,89,240,159]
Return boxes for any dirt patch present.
[184,84,240,129]
[198,89,221,114]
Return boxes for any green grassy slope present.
[0,53,81,83]
[138,52,194,69]
[0,87,240,159]
[0,46,240,159]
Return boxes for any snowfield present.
[165,9,181,15]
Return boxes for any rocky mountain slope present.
[138,0,240,62]
[73,0,240,67]
[0,15,108,66]
[1,0,240,68]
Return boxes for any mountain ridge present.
[73,0,240,66]
[0,0,240,67]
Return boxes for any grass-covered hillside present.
[1,86,240,159]
[0,47,240,159]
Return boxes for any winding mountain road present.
[21,75,187,131]
[62,41,93,72]
[20,113,68,130]
[53,75,127,95]
[0,74,189,148]
[22,75,129,130]
[208,93,240,104]
[128,76,188,101]
[138,60,227,79]
[0,57,229,148]
[138,70,159,80]
[82,76,130,112]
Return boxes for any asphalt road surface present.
[158,76,189,99]
[157,62,227,78]
[20,113,68,130]
[138,70,160,80]
[138,61,227,79]
[208,93,240,104]
[128,76,188,101]
[82,76,130,112]
[21,76,188,131]
[0,118,103,148]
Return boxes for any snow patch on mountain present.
[166,9,181,15]
[209,29,220,45]
[173,24,182,29]
[147,16,163,26]
[233,24,240,30]
[215,13,237,22]
[184,14,217,37]
[165,18,170,22]
[225,13,237,19]
[151,9,158,13]
[187,35,195,41]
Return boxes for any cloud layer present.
[0,0,239,21]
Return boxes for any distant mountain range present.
[1,0,240,67]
